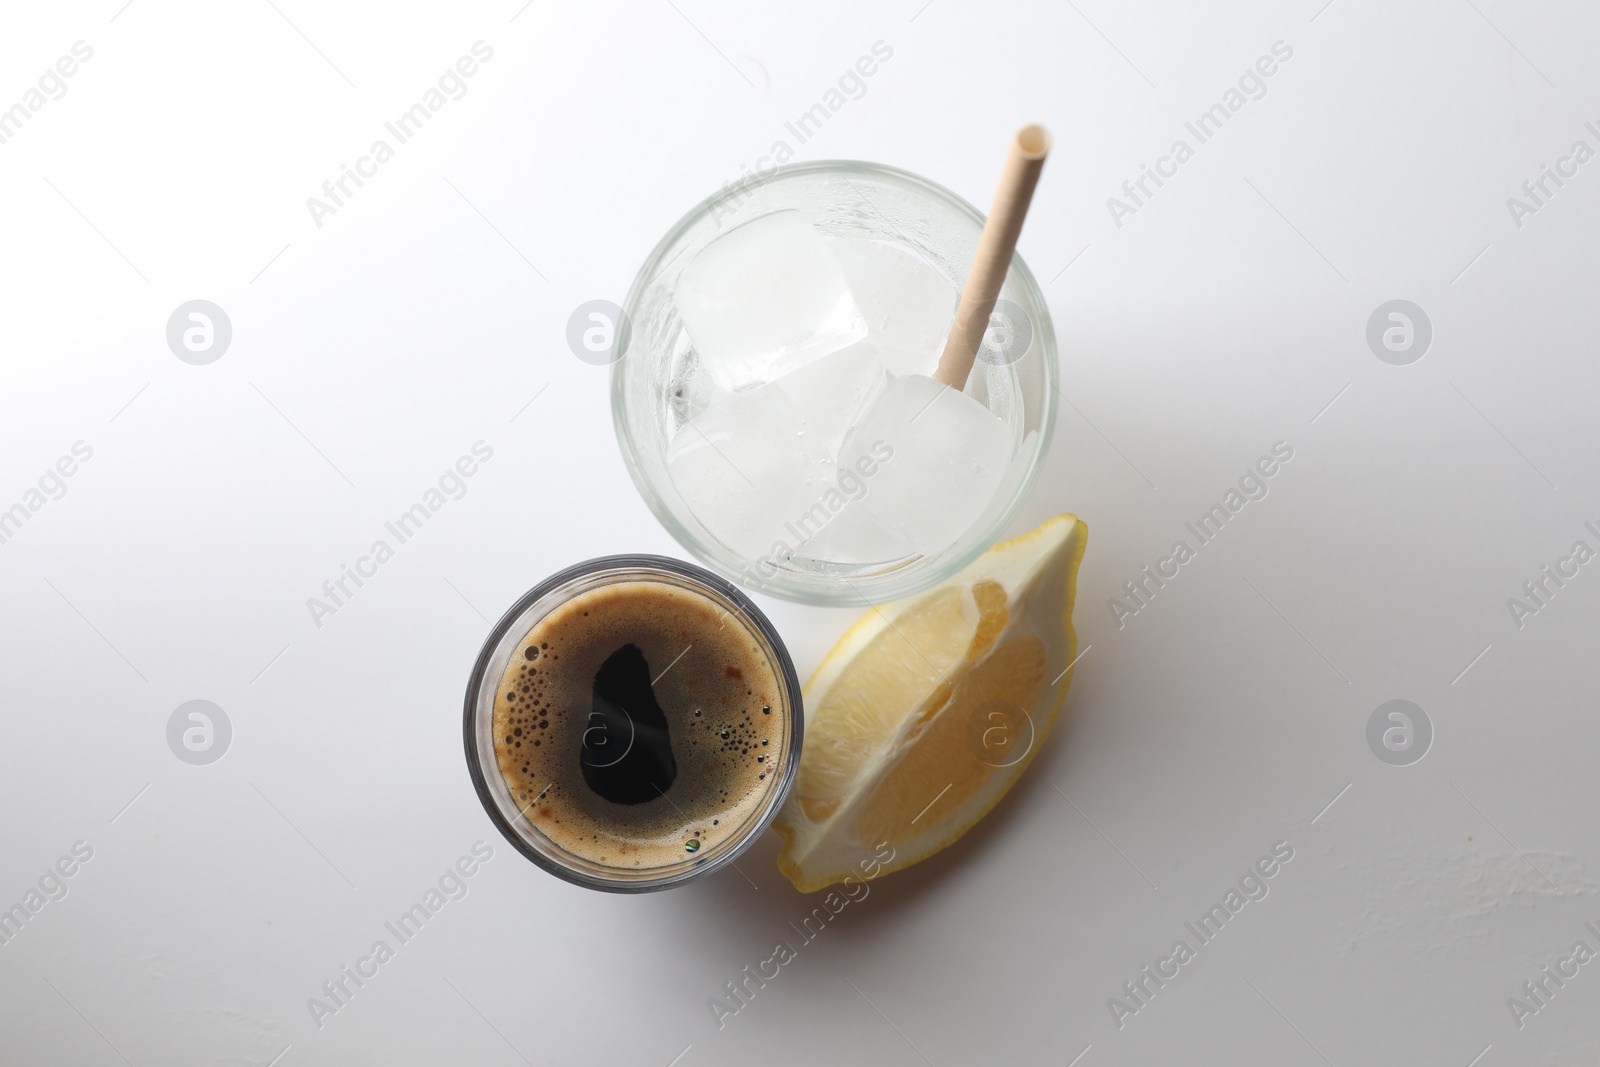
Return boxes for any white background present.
[2,0,1599,1064]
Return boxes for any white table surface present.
[4,1,1599,1064]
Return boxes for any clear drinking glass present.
[612,161,1058,606]
[463,555,804,893]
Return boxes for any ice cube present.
[771,341,889,458]
[675,210,867,391]
[667,385,836,560]
[796,503,913,566]
[829,237,958,378]
[667,348,730,429]
[668,342,898,562]
[837,375,1013,553]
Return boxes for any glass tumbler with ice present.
[613,162,1057,605]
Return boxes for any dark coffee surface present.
[492,579,786,868]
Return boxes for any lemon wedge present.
[774,514,1087,892]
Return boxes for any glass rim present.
[461,553,805,893]
[610,158,1059,607]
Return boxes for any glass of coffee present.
[463,555,803,892]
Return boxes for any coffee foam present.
[491,580,787,870]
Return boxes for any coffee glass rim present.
[462,553,805,893]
